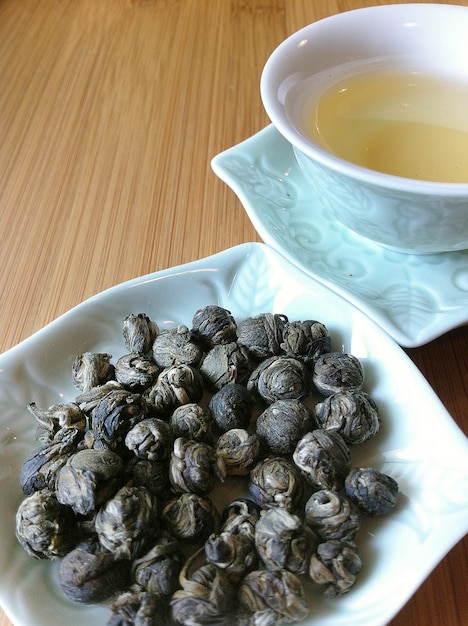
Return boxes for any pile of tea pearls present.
[15,306,399,625]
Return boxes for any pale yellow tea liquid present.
[305,71,468,183]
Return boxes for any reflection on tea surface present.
[304,71,468,183]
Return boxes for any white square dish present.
[0,243,467,626]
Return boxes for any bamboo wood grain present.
[0,1,466,625]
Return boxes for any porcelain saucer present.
[212,125,468,347]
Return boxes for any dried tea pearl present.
[169,437,223,495]
[249,456,304,513]
[313,352,364,396]
[281,319,331,365]
[205,529,258,583]
[59,538,131,604]
[125,417,173,461]
[345,467,399,515]
[95,486,158,559]
[305,489,360,542]
[221,498,261,537]
[91,388,148,453]
[27,401,86,443]
[215,428,260,476]
[122,313,159,354]
[55,448,123,516]
[237,312,288,358]
[191,305,237,348]
[238,568,309,624]
[171,557,237,624]
[256,399,312,454]
[247,356,308,404]
[15,489,78,559]
[170,403,213,442]
[219,499,261,548]
[72,352,115,392]
[177,550,234,601]
[207,382,254,432]
[199,342,253,389]
[315,390,380,445]
[152,325,203,368]
[75,380,123,414]
[20,439,76,495]
[162,493,220,543]
[126,457,170,495]
[170,593,228,626]
[109,590,168,626]
[309,540,362,597]
[293,429,351,491]
[132,531,185,596]
[255,508,317,575]
[115,353,160,392]
[145,364,204,414]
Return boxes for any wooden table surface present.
[0,1,466,625]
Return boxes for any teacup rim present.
[260,3,468,195]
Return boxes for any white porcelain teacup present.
[261,3,468,254]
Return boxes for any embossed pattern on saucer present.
[212,125,468,347]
